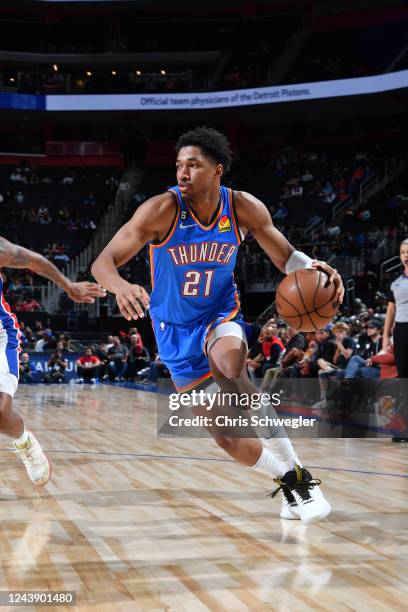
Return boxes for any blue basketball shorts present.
[152,308,246,392]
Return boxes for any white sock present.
[252,446,286,478]
[264,437,302,472]
[14,428,29,446]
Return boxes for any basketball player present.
[0,236,106,485]
[92,127,344,524]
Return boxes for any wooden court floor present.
[0,384,407,612]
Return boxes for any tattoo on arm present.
[0,237,32,269]
[9,245,31,268]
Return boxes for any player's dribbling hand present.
[311,260,344,304]
[114,281,150,320]
[67,281,107,304]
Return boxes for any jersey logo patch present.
[218,215,231,233]
[180,221,196,229]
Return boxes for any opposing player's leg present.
[205,324,331,524]
[0,352,51,486]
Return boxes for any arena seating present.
[0,163,119,311]
[287,21,408,84]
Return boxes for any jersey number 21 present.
[182,270,214,297]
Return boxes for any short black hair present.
[176,126,232,174]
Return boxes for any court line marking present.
[2,448,407,478]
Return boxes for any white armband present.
[285,250,314,275]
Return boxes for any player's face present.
[176,146,222,197]
[400,243,408,266]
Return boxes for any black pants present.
[77,365,99,382]
[393,322,408,434]
[394,322,408,377]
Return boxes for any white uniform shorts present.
[0,330,19,397]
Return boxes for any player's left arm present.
[234,191,344,303]
[0,236,106,304]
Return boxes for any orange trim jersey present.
[149,185,242,325]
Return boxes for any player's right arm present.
[91,192,176,321]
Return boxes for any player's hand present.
[67,281,107,304]
[114,282,150,321]
[311,260,344,304]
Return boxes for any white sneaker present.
[90,378,96,384]
[272,465,331,525]
[280,488,301,520]
[76,378,84,384]
[14,431,51,486]
[312,399,326,410]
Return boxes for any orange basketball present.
[276,269,339,332]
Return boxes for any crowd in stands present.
[247,310,405,437]
[18,321,168,386]
[1,162,119,310]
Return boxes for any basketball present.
[276,269,339,331]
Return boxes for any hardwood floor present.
[0,385,406,611]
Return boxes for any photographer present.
[19,352,34,384]
[43,342,68,383]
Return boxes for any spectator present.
[247,323,284,380]
[95,342,109,378]
[301,169,314,183]
[34,329,54,352]
[33,320,44,334]
[138,353,168,384]
[371,341,398,380]
[43,345,67,383]
[15,293,42,312]
[58,333,74,352]
[127,334,150,380]
[107,336,128,381]
[261,326,307,392]
[61,171,74,185]
[19,353,33,383]
[15,191,25,205]
[10,168,26,183]
[314,322,355,409]
[343,319,383,380]
[27,207,38,223]
[105,335,115,350]
[76,347,101,384]
[310,326,336,377]
[290,183,303,198]
[38,205,51,224]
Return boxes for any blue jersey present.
[149,185,242,325]
[0,273,20,350]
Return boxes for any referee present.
[383,238,408,442]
